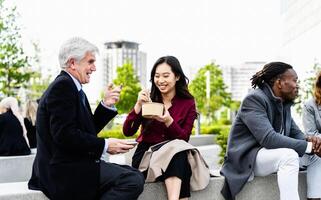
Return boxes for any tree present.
[189,62,232,123]
[295,62,321,114]
[0,0,34,97]
[26,42,51,100]
[28,72,51,100]
[112,62,141,114]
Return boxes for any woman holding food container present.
[123,56,208,200]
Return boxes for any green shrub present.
[215,126,230,164]
[98,126,138,139]
[216,118,231,125]
[192,124,230,135]
[201,125,220,134]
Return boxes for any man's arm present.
[47,79,104,158]
[239,94,307,156]
[93,103,117,133]
[289,118,306,140]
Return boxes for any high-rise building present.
[103,40,147,88]
[280,0,321,73]
[221,62,266,101]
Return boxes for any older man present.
[28,37,144,200]
[221,62,321,200]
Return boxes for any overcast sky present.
[9,0,282,100]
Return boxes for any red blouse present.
[123,96,197,144]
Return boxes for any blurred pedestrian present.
[24,100,38,149]
[0,97,30,156]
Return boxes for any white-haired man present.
[28,37,144,200]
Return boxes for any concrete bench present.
[0,135,216,183]
[0,182,48,200]
[122,135,216,146]
[0,172,307,200]
[0,154,35,183]
[107,144,221,168]
[110,135,217,165]
[188,135,216,146]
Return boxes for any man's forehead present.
[84,52,96,60]
[281,69,297,79]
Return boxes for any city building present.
[280,0,321,75]
[103,40,147,88]
[221,62,266,101]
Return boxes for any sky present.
[8,0,282,100]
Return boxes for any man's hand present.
[107,138,135,155]
[307,135,321,156]
[103,83,122,107]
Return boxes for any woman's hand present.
[134,90,151,114]
[152,109,173,127]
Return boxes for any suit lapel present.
[59,71,96,135]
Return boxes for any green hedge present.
[215,127,230,164]
[192,124,230,164]
[192,124,230,135]
[98,126,138,139]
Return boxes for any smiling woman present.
[122,56,207,200]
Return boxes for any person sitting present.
[302,71,321,200]
[28,37,144,200]
[0,97,30,156]
[123,56,209,200]
[24,100,38,150]
[220,62,321,200]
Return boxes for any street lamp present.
[205,70,210,124]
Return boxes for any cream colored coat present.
[139,139,210,191]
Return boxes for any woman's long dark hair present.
[314,71,321,105]
[149,56,194,102]
[250,62,293,89]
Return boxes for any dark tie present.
[79,89,87,108]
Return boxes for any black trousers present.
[99,161,145,200]
[132,142,192,198]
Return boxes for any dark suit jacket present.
[28,71,117,200]
[0,110,31,156]
[220,83,307,200]
[24,118,37,148]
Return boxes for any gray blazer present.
[220,83,307,200]
[302,98,321,136]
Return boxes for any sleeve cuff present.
[100,139,109,160]
[100,101,117,112]
[305,142,313,154]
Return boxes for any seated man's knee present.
[280,148,299,167]
[124,171,145,194]
[135,171,145,193]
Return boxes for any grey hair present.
[58,37,99,69]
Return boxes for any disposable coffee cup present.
[142,102,164,118]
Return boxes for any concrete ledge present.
[116,135,217,165]
[237,172,306,200]
[139,176,225,200]
[189,135,216,146]
[0,172,307,200]
[0,135,216,183]
[124,135,216,147]
[139,172,307,200]
[0,182,48,200]
[0,154,35,183]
